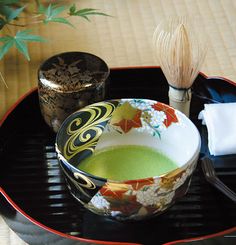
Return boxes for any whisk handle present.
[168,86,192,117]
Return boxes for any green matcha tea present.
[78,145,178,181]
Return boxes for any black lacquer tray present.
[0,67,236,245]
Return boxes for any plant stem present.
[7,19,44,27]
[8,23,27,27]
[0,71,8,88]
[17,14,43,19]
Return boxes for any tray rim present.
[1,65,236,127]
[0,66,236,245]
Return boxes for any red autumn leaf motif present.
[114,110,142,133]
[100,182,130,199]
[110,102,143,133]
[152,102,178,127]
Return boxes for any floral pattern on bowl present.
[85,161,196,221]
[56,98,201,221]
[109,99,179,138]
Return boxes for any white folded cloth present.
[198,102,236,156]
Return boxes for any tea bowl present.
[55,99,201,221]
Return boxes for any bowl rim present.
[55,98,201,183]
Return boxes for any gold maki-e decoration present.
[153,17,207,117]
[63,101,117,160]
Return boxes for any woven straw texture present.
[1,0,236,244]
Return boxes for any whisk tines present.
[152,17,207,117]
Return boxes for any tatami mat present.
[1,0,236,244]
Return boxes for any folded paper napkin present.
[198,102,236,156]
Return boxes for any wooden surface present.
[1,0,236,244]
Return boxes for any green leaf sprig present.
[69,4,110,21]
[0,30,45,60]
[0,0,110,61]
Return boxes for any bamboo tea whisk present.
[153,18,207,117]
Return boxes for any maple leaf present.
[152,102,178,127]
[0,30,46,60]
[100,182,131,199]
[110,102,142,133]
